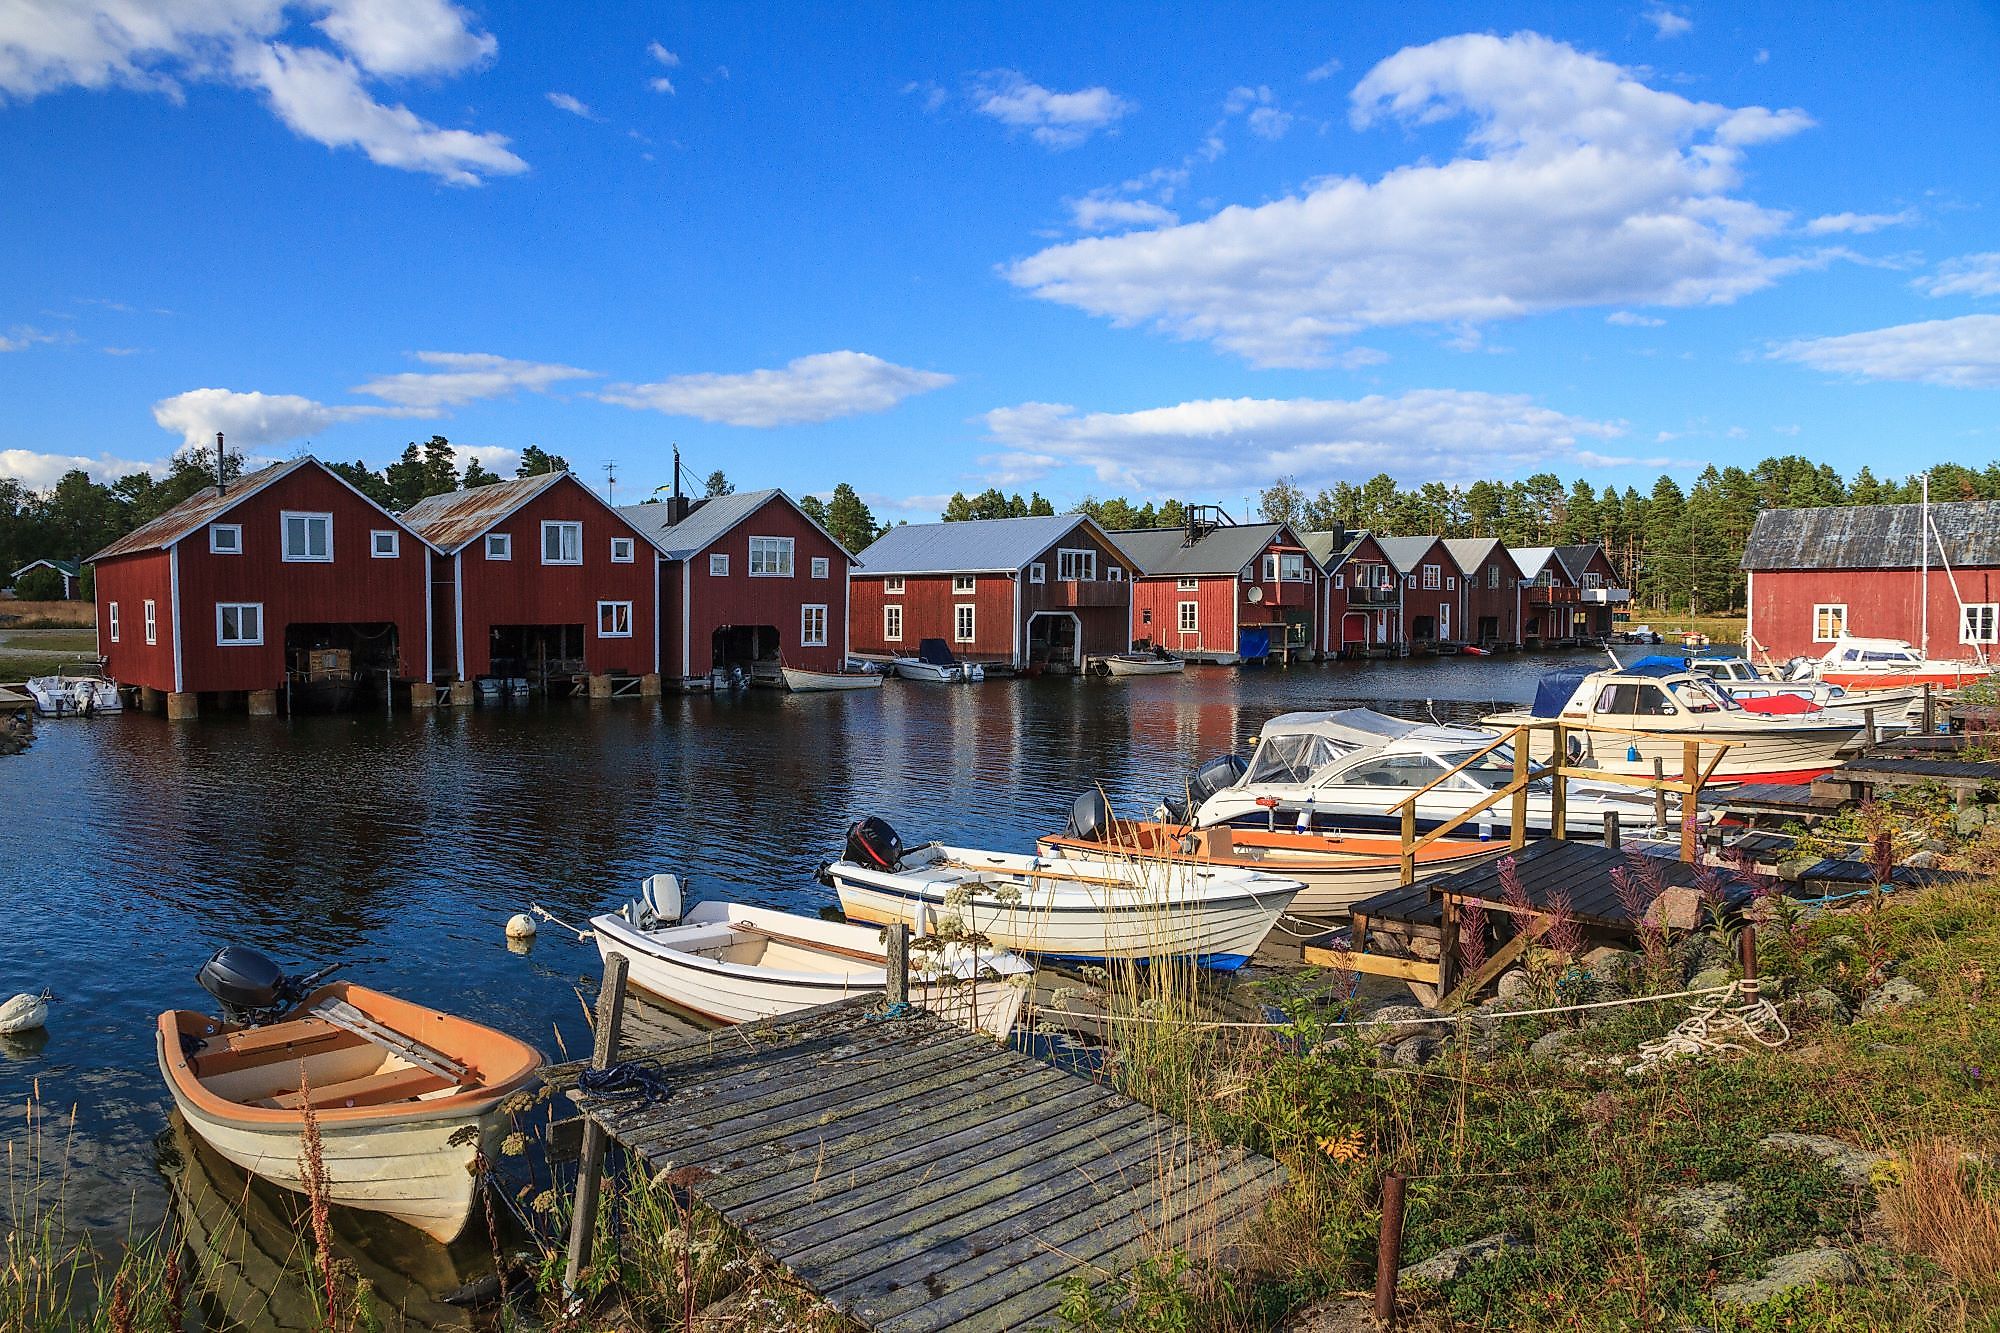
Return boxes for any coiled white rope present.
[1625,980,1790,1075]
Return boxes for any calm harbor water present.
[0,651,1593,1316]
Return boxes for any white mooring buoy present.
[0,990,51,1035]
[505,913,538,941]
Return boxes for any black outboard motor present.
[844,816,904,871]
[197,946,341,1027]
[1159,752,1251,824]
[1065,789,1112,842]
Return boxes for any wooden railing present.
[1387,720,1736,884]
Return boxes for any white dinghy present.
[1101,651,1185,677]
[824,818,1301,971]
[781,664,886,693]
[591,876,1030,1036]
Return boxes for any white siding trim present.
[453,553,465,680]
[652,555,661,675]
[169,544,183,694]
[680,558,692,679]
[1011,573,1022,667]
[423,546,434,683]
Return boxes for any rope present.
[867,1000,914,1022]
[1626,982,1790,1075]
[576,1061,672,1103]
[529,902,595,941]
[1028,982,1740,1032]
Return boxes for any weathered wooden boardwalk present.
[560,996,1285,1332]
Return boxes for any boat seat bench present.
[267,1065,458,1110]
[193,1019,369,1077]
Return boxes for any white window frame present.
[1488,563,1501,588]
[143,599,156,645]
[1029,563,1046,584]
[1178,600,1199,634]
[542,520,583,566]
[1422,564,1441,590]
[1280,553,1306,582]
[216,602,263,646]
[1446,576,1456,590]
[710,553,729,576]
[1262,554,1279,582]
[1813,604,1847,643]
[1333,573,1344,590]
[611,536,636,564]
[801,603,828,647]
[883,604,903,642]
[108,602,120,643]
[954,603,976,643]
[953,575,977,594]
[1582,572,1603,589]
[1177,576,1199,591]
[209,523,242,555]
[1056,548,1096,582]
[280,511,332,563]
[1962,604,1998,646]
[884,577,904,594]
[370,529,399,559]
[597,600,633,638]
[486,533,512,561]
[1107,566,1124,582]
[811,556,830,579]
[748,535,795,577]
[1375,565,1392,589]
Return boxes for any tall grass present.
[1880,1142,2000,1299]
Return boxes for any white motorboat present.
[1484,665,1865,784]
[1189,709,1668,839]
[824,819,1301,971]
[1682,655,1920,728]
[1787,636,1991,694]
[781,665,886,693]
[157,949,542,1243]
[590,881,1029,1036]
[892,638,985,683]
[1102,651,1185,678]
[26,668,122,717]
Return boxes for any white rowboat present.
[1103,654,1185,677]
[781,665,886,692]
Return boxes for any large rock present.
[1399,1232,1524,1286]
[1529,1028,1578,1060]
[1860,977,1927,1016]
[1713,1247,1861,1307]
[1646,1182,1746,1245]
[1759,1132,1888,1188]
[1954,807,1986,836]
[1390,1036,1435,1067]
[1495,968,1533,1002]
[1363,1004,1444,1045]
[1643,886,1705,932]
[1796,987,1853,1025]
[1687,965,1734,993]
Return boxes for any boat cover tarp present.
[1256,708,1424,748]
[916,638,958,666]
[1737,693,1820,715]
[1628,654,1693,673]
[1530,672,1591,717]
[1238,628,1271,661]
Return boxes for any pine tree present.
[825,483,880,553]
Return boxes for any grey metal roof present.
[1303,529,1347,570]
[1374,536,1452,575]
[1553,544,1607,581]
[1511,545,1557,579]
[1741,501,2000,571]
[618,489,855,564]
[1110,522,1292,577]
[853,514,1110,575]
[400,471,569,554]
[1442,537,1502,572]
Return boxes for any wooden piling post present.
[565,951,629,1296]
[1679,740,1700,863]
[886,923,910,1006]
[1549,722,1568,842]
[1652,757,1668,829]
[1603,809,1621,849]
[1510,732,1528,850]
[1374,1171,1407,1324]
[1864,706,1877,750]
[1399,803,1418,886]
[1737,923,1758,1001]
[1924,684,1936,735]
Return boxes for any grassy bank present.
[0,600,95,629]
[0,626,99,682]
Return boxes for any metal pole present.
[565,951,629,1295]
[886,923,910,1007]
[1603,810,1621,849]
[1373,1172,1407,1324]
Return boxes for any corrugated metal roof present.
[1442,537,1502,572]
[1741,501,2000,571]
[1110,522,1288,577]
[618,488,856,563]
[854,514,1106,575]
[88,458,312,562]
[1375,536,1450,574]
[1511,545,1557,579]
[401,472,569,554]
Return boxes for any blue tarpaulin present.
[1530,672,1590,717]
[1237,628,1271,662]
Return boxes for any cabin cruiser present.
[1678,655,1920,726]
[1187,709,1668,839]
[25,668,122,717]
[1484,666,1866,784]
[1784,636,1990,694]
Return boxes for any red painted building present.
[1312,530,1401,653]
[1376,536,1464,647]
[1113,517,1319,662]
[1743,501,2000,662]
[88,458,434,710]
[403,472,662,684]
[1509,546,1572,645]
[849,515,1135,670]
[620,488,855,685]
[1443,538,1524,648]
[1552,544,1628,639]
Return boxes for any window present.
[486,533,512,561]
[1178,600,1198,633]
[1813,604,1847,643]
[217,602,263,646]
[1404,574,1416,588]
[1593,683,1675,716]
[1280,553,1306,581]
[884,577,904,594]
[281,512,331,562]
[597,601,633,638]
[1141,607,1152,625]
[1056,548,1096,581]
[710,553,728,576]
[370,529,399,559]
[1446,576,1456,590]
[209,524,241,555]
[1422,564,1440,590]
[811,556,830,579]
[1107,566,1124,581]
[108,602,119,643]
[954,603,976,642]
[1029,563,1045,584]
[884,604,903,641]
[1177,576,1199,591]
[1333,574,1344,590]
[542,521,582,565]
[953,575,976,594]
[1963,604,1998,645]
[1262,554,1278,582]
[1488,563,1501,588]
[1582,572,1603,589]
[143,600,156,645]
[1375,565,1392,589]
[612,537,636,563]
[748,536,794,577]
[801,604,828,647]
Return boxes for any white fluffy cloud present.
[599,352,954,427]
[546,91,592,118]
[0,448,167,489]
[971,70,1132,148]
[1607,311,1665,327]
[151,387,408,450]
[351,352,596,410]
[451,442,519,474]
[0,0,522,185]
[1006,31,1817,367]
[1919,252,2000,299]
[1068,194,1179,232]
[1769,315,2000,389]
[1803,209,1917,236]
[1224,85,1293,140]
[980,389,1623,492]
[1644,7,1692,38]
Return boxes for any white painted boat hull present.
[892,660,959,682]
[1104,657,1184,677]
[781,666,885,692]
[1487,712,1862,782]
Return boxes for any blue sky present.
[1,1,1997,521]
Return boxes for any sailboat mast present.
[1920,472,1930,656]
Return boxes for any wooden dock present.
[557,995,1284,1332]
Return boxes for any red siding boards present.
[679,498,851,677]
[95,550,176,693]
[1131,576,1236,656]
[1749,568,2000,663]
[1328,533,1401,651]
[851,574,1018,660]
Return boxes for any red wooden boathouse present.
[1443,537,1522,649]
[1113,513,1320,662]
[88,457,435,717]
[1311,530,1401,654]
[1375,536,1463,649]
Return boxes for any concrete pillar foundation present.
[139,685,163,714]
[448,680,475,708]
[166,691,199,721]
[588,674,613,699]
[247,689,278,717]
[409,681,439,709]
[639,673,661,697]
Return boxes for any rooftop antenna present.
[673,444,682,505]
[214,432,227,495]
[603,460,618,505]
